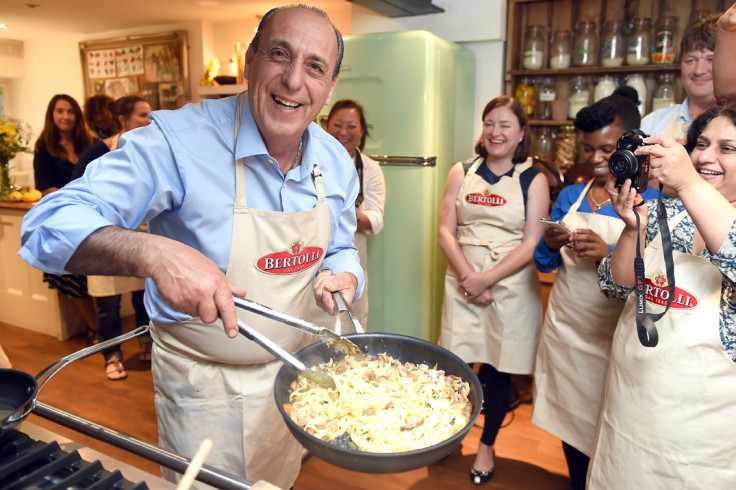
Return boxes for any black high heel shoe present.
[469,466,495,485]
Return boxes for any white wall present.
[351,0,508,139]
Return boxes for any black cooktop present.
[0,430,149,489]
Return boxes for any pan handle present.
[35,325,149,402]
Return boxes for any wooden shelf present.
[197,84,247,98]
[510,64,679,77]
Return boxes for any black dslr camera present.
[609,129,650,193]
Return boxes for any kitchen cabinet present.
[505,0,726,168]
[0,203,86,339]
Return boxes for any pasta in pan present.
[283,352,473,453]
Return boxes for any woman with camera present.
[531,87,659,490]
[588,102,736,487]
[438,96,549,484]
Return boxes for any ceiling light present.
[0,24,8,29]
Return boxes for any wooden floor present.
[0,319,571,489]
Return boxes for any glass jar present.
[690,9,711,21]
[573,21,598,67]
[555,125,578,170]
[594,74,618,102]
[533,126,556,162]
[626,17,652,66]
[652,16,679,64]
[626,73,648,116]
[568,75,591,119]
[549,30,572,69]
[651,72,677,111]
[535,77,557,120]
[515,77,536,117]
[600,19,625,67]
[522,25,546,70]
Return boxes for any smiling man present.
[642,14,719,143]
[19,5,363,488]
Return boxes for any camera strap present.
[632,187,675,347]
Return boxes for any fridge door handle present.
[368,156,437,167]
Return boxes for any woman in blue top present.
[531,87,659,490]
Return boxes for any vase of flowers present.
[0,116,32,200]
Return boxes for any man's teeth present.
[275,96,299,107]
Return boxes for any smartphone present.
[539,218,571,234]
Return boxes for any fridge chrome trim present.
[368,156,437,167]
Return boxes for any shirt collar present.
[235,95,317,179]
[679,98,692,123]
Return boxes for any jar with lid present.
[625,73,648,116]
[522,25,546,70]
[568,75,591,119]
[600,19,625,67]
[651,72,677,111]
[626,17,652,66]
[594,75,618,102]
[573,21,598,67]
[535,77,557,120]
[533,126,556,162]
[652,17,679,64]
[555,125,578,170]
[515,77,536,117]
[549,30,572,69]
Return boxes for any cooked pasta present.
[283,353,473,453]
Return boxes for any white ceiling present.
[0,0,348,41]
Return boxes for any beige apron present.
[532,180,625,456]
[588,211,736,488]
[440,158,543,374]
[88,134,147,297]
[151,93,331,489]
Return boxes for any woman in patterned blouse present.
[589,102,736,488]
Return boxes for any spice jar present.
[549,30,572,69]
[594,74,617,102]
[533,126,556,162]
[535,77,557,120]
[626,73,648,116]
[555,125,578,170]
[522,25,546,70]
[652,16,679,64]
[600,19,625,67]
[515,77,536,117]
[626,17,652,66]
[573,21,598,67]
[651,72,677,111]
[568,75,591,119]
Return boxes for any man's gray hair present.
[250,4,344,80]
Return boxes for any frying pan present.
[0,325,149,441]
[274,332,483,474]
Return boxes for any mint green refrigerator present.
[321,31,476,342]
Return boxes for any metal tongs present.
[232,296,362,390]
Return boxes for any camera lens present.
[609,150,638,179]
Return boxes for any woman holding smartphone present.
[531,87,659,490]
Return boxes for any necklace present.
[588,186,611,211]
[288,137,304,172]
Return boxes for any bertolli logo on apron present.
[466,190,506,207]
[646,274,698,309]
[255,241,324,275]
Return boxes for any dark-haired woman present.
[33,94,95,337]
[531,87,659,489]
[589,101,736,488]
[73,95,153,380]
[439,96,549,485]
[325,99,385,328]
[84,94,118,140]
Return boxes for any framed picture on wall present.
[79,31,189,105]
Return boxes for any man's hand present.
[313,270,358,314]
[148,240,245,338]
